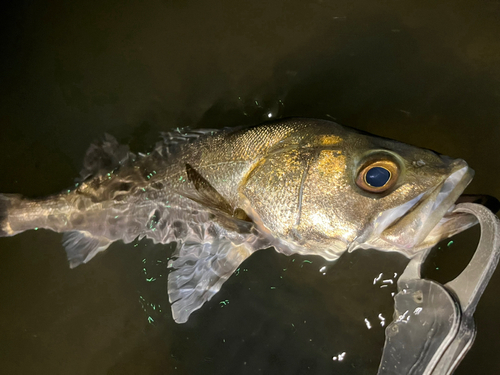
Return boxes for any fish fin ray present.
[168,239,253,323]
[62,231,113,268]
[0,194,24,237]
[0,194,11,237]
[181,163,253,232]
[79,134,136,181]
[155,127,220,158]
[185,163,234,215]
[273,239,345,262]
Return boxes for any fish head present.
[240,119,477,260]
[342,136,476,257]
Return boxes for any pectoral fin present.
[185,163,234,215]
[168,239,253,323]
[184,163,252,232]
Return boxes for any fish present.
[0,118,483,323]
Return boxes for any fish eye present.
[356,160,399,193]
[365,167,390,187]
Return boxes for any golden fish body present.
[0,118,476,322]
[170,118,473,257]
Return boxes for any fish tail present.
[1,192,116,267]
[0,193,69,237]
[0,193,24,237]
[0,194,8,236]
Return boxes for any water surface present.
[1,1,500,374]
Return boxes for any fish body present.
[0,118,478,322]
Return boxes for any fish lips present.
[419,194,500,251]
[362,159,479,256]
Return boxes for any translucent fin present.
[0,194,11,237]
[62,231,113,268]
[0,194,23,237]
[79,134,136,181]
[168,239,253,323]
[159,127,218,150]
[152,127,221,159]
[80,128,219,181]
[185,163,233,215]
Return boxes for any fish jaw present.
[354,159,476,256]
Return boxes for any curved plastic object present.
[377,203,500,375]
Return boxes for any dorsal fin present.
[154,127,220,158]
[80,128,223,180]
[79,134,136,181]
[160,127,219,144]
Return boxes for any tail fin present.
[0,195,8,237]
[0,194,20,237]
[0,194,40,237]
[0,193,114,267]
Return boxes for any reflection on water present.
[134,244,407,375]
[1,0,500,374]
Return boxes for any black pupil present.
[365,167,390,187]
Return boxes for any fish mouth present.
[360,159,491,256]
[418,193,500,251]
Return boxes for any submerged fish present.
[0,118,482,323]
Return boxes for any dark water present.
[1,1,500,374]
